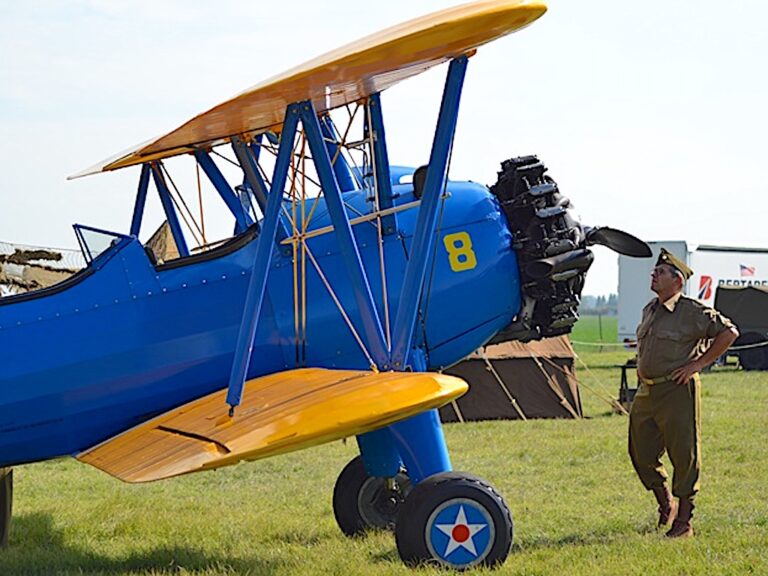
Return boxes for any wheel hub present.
[358,473,410,530]
[425,498,495,568]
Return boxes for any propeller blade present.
[585,227,651,258]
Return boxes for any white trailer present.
[617,242,768,341]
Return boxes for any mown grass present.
[571,314,619,344]
[569,314,623,357]
[2,343,766,574]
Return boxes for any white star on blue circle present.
[427,499,494,567]
[435,505,488,556]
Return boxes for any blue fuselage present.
[0,181,521,466]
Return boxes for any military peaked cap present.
[656,248,693,280]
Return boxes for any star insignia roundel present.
[426,498,495,567]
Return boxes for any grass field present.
[569,314,620,354]
[1,318,766,575]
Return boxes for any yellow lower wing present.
[77,369,467,483]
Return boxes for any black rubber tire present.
[0,467,12,549]
[332,456,411,537]
[395,472,513,569]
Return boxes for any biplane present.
[0,0,650,568]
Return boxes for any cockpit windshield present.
[73,225,129,265]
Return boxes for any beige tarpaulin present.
[145,221,180,264]
[0,244,81,295]
[439,335,582,422]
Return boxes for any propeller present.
[584,226,651,258]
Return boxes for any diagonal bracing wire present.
[159,163,204,246]
[304,242,377,370]
[365,97,392,349]
[195,162,207,245]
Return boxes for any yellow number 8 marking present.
[443,231,477,272]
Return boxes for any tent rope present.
[436,368,465,422]
[570,352,629,415]
[537,356,583,410]
[449,399,466,423]
[570,340,633,348]
[479,349,527,421]
[527,352,580,419]
[729,340,768,351]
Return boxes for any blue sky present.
[1,0,766,295]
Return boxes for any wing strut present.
[232,137,289,244]
[194,150,251,233]
[227,56,468,408]
[367,93,397,236]
[300,102,390,370]
[130,164,151,237]
[225,105,301,411]
[151,162,190,257]
[319,115,358,193]
[231,138,268,210]
[390,55,468,369]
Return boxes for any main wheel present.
[333,456,411,536]
[395,472,513,569]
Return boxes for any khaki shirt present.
[636,292,734,379]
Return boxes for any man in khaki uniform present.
[630,248,738,538]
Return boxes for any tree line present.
[579,294,617,315]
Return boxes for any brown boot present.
[666,498,694,538]
[651,485,676,528]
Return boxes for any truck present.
[618,241,768,342]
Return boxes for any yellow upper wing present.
[77,368,468,483]
[70,0,546,179]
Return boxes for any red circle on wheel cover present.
[452,524,470,542]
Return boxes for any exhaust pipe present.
[525,248,594,280]
[489,154,649,342]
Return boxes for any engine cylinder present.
[489,155,593,342]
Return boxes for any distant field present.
[1,356,765,575]
[570,314,618,343]
[570,314,623,355]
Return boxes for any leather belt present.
[638,373,699,386]
[638,375,672,386]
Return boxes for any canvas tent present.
[439,335,582,422]
[0,222,175,298]
[0,241,82,297]
[144,221,181,264]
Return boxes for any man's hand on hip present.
[670,362,701,385]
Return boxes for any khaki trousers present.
[628,375,701,499]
